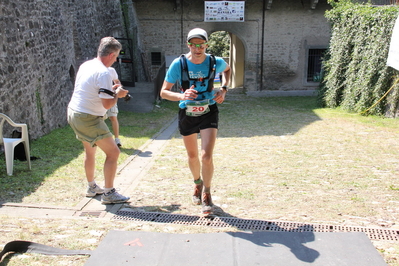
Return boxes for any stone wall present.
[0,0,128,139]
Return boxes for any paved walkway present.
[117,82,157,113]
[0,82,173,219]
[0,82,244,219]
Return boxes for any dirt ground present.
[126,94,399,265]
[1,94,398,265]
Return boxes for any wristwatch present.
[221,86,228,92]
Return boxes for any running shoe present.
[202,192,214,214]
[101,188,130,204]
[115,138,122,147]
[192,180,203,205]
[86,184,104,197]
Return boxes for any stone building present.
[0,0,333,140]
[136,0,332,97]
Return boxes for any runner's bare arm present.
[213,65,231,104]
[160,81,197,101]
[221,65,231,87]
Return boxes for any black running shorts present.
[178,104,219,136]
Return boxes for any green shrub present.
[319,0,399,116]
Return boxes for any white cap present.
[187,28,208,42]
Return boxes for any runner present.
[160,28,231,214]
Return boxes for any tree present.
[207,31,230,57]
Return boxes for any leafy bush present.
[207,31,230,57]
[319,0,399,116]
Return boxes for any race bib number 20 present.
[185,99,210,117]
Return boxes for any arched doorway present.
[229,34,244,88]
[208,31,245,89]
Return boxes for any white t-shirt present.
[68,58,114,116]
[108,67,118,82]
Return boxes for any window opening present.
[151,52,162,65]
[307,49,326,82]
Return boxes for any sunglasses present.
[188,42,208,49]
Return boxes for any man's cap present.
[187,28,208,42]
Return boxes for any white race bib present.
[185,99,210,117]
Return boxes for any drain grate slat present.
[79,211,103,217]
[113,211,399,241]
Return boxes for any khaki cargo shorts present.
[67,107,112,147]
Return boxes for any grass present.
[1,93,399,265]
[0,100,178,206]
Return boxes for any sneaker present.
[86,184,104,197]
[115,138,122,147]
[192,180,203,205]
[202,192,214,215]
[101,188,130,204]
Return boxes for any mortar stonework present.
[0,0,128,139]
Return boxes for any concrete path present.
[0,82,172,219]
[117,82,157,113]
[85,230,387,266]
[77,115,178,219]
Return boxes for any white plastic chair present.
[0,113,31,176]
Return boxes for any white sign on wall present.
[204,1,245,22]
[387,15,399,71]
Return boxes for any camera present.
[118,86,131,102]
[124,94,131,102]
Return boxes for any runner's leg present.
[199,128,217,188]
[183,133,201,180]
[109,116,119,139]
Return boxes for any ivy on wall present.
[319,0,399,116]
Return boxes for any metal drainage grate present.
[113,211,399,241]
[79,211,103,217]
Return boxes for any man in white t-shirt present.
[67,37,130,204]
